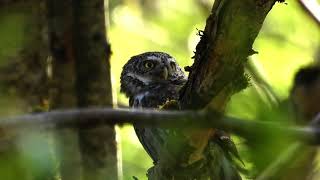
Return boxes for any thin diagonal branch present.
[256,113,320,180]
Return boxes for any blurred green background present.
[0,0,319,179]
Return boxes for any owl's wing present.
[134,126,169,163]
[131,92,172,163]
[131,87,243,179]
[130,86,178,163]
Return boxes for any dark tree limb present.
[47,0,82,179]
[167,0,282,179]
[1,108,319,146]
[47,0,118,179]
[181,0,280,109]
[72,0,118,179]
[0,1,48,111]
[0,1,49,180]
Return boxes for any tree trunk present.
[48,0,118,179]
[150,0,281,179]
[72,0,118,180]
[47,0,82,180]
[0,1,49,180]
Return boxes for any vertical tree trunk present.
[0,1,49,180]
[72,0,118,179]
[47,1,83,180]
[47,0,117,179]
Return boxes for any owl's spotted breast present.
[131,83,184,162]
[120,52,186,162]
[129,83,183,108]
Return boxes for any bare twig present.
[0,108,201,129]
[256,142,304,180]
[1,108,320,144]
[246,58,281,106]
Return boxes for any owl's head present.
[120,52,186,97]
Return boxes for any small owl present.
[121,52,242,179]
[120,52,187,162]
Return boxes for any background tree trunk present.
[48,0,118,179]
[47,0,82,180]
[72,0,118,179]
[0,1,49,179]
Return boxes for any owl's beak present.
[161,67,169,80]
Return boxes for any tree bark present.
[48,0,118,179]
[72,0,118,179]
[47,0,82,180]
[0,1,49,180]
[0,1,48,112]
[181,0,278,108]
[150,0,280,179]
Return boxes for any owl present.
[120,52,187,163]
[121,52,242,179]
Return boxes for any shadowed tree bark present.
[48,0,117,179]
[0,1,48,113]
[72,0,118,180]
[47,0,82,180]
[0,1,49,180]
[148,0,283,179]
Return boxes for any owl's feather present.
[131,83,185,162]
[121,52,187,163]
[121,52,242,179]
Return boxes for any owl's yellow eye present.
[144,61,155,69]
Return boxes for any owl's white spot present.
[168,58,176,62]
[126,72,152,85]
[147,56,160,61]
[133,91,150,108]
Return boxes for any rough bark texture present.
[48,0,117,179]
[0,1,48,110]
[181,0,277,108]
[0,1,49,180]
[47,1,82,180]
[150,0,279,179]
[72,1,118,180]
